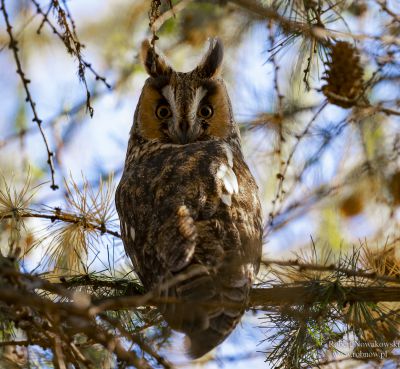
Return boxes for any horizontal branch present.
[227,0,400,46]
[249,286,400,306]
[229,0,301,32]
[0,277,171,368]
[3,272,400,313]
[1,210,120,238]
[1,264,400,367]
[322,90,400,116]
[87,286,400,311]
[54,263,400,307]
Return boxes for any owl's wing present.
[184,144,262,357]
[116,140,262,357]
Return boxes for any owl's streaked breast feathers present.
[116,38,262,358]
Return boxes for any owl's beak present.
[177,120,190,144]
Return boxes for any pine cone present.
[322,41,364,108]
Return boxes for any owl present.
[115,38,262,358]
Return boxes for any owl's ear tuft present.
[141,40,172,78]
[195,37,223,78]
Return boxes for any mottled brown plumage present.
[116,38,262,358]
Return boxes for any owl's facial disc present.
[160,80,232,144]
[137,38,231,144]
[137,78,231,144]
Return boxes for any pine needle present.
[36,174,117,276]
[0,173,39,257]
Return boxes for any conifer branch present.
[1,210,120,238]
[227,0,400,46]
[250,286,400,306]
[2,258,400,367]
[262,259,400,285]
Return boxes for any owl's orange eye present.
[156,105,172,119]
[198,105,213,119]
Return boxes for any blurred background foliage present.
[0,0,400,368]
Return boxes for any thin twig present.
[151,0,192,34]
[1,0,58,190]
[0,63,135,151]
[1,210,120,238]
[266,101,328,235]
[29,0,111,115]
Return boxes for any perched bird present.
[115,38,262,358]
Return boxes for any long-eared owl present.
[115,38,262,358]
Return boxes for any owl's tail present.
[159,263,251,358]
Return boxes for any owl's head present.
[133,38,236,145]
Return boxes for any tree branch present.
[2,263,400,367]
[227,0,400,46]
[1,210,120,238]
[249,286,400,307]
